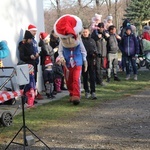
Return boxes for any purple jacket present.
[120,33,139,56]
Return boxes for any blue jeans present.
[125,56,137,75]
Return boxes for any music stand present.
[5,65,50,150]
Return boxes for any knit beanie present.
[24,30,33,39]
[126,25,132,31]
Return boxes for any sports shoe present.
[114,76,121,81]
[125,75,130,80]
[85,92,90,99]
[100,82,107,86]
[91,93,97,100]
[134,75,138,80]
[34,100,38,104]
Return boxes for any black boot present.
[114,76,121,81]
[106,77,110,83]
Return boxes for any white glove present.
[105,33,110,37]
[84,60,88,72]
[53,47,58,53]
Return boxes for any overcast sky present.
[43,0,117,10]
[43,0,51,9]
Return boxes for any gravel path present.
[1,89,150,150]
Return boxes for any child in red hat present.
[38,32,55,98]
[53,57,64,93]
[24,64,36,108]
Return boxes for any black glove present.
[98,53,102,58]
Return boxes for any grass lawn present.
[0,70,150,143]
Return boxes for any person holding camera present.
[81,27,98,100]
[91,22,109,85]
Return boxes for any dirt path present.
[3,90,150,150]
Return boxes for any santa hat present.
[40,32,50,40]
[44,56,53,67]
[54,14,83,39]
[28,24,37,31]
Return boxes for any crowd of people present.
[18,13,150,107]
[18,24,67,107]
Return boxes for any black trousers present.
[82,65,96,94]
[96,57,103,84]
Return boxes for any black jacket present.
[81,36,97,65]
[53,64,64,78]
[91,30,108,56]
[18,41,36,67]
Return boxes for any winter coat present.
[0,41,10,59]
[91,30,108,56]
[31,38,39,65]
[81,36,97,66]
[119,33,139,56]
[39,39,54,70]
[18,41,36,67]
[142,32,150,41]
[53,64,64,79]
[106,34,120,54]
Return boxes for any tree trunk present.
[114,0,118,28]
[105,0,112,15]
[96,0,99,7]
[78,0,82,7]
[56,0,61,18]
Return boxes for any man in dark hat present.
[91,22,109,85]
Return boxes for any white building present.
[0,0,45,91]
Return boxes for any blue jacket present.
[0,41,10,59]
[120,33,139,56]
[32,38,39,65]
[63,45,83,67]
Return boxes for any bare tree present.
[44,0,128,33]
[78,0,82,7]
[50,0,61,18]
[56,0,61,18]
[104,0,112,15]
[114,0,118,27]
[95,0,105,13]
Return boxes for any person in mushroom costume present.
[54,14,87,105]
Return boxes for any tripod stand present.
[5,95,51,150]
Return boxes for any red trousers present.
[54,78,61,92]
[64,66,82,98]
[25,88,35,107]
